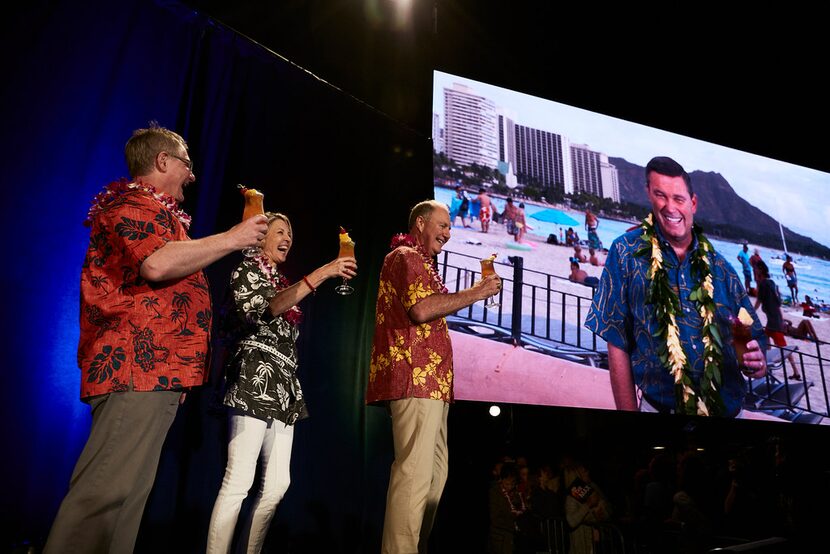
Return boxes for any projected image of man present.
[585,156,767,417]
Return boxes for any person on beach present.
[801,295,818,318]
[749,248,763,288]
[573,244,587,263]
[502,197,520,238]
[585,209,601,250]
[367,200,501,552]
[585,156,767,417]
[737,243,752,292]
[448,186,463,227]
[565,227,580,247]
[515,202,528,243]
[753,260,802,380]
[782,255,798,304]
[783,318,819,342]
[477,188,492,233]
[588,247,604,267]
[569,260,599,288]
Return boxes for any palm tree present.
[172,292,193,335]
[141,296,163,319]
[90,275,110,294]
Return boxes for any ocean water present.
[434,186,830,305]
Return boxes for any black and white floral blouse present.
[221,257,308,425]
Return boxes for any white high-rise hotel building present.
[440,83,619,203]
[443,84,499,168]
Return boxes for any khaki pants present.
[44,390,181,554]
[382,397,449,554]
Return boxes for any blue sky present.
[433,70,830,249]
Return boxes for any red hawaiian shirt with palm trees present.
[78,184,211,398]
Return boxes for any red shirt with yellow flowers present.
[367,235,453,405]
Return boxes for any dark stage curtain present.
[1,1,431,551]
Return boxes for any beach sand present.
[443,218,602,295]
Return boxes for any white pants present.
[207,414,294,554]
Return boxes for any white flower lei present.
[637,213,724,416]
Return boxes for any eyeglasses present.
[167,153,193,172]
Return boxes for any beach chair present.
[744,346,814,414]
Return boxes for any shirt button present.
[692,344,698,350]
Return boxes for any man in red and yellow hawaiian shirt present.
[45,124,268,554]
[368,200,501,553]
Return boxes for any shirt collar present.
[653,221,699,264]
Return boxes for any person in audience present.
[637,451,676,553]
[588,247,604,267]
[488,462,526,554]
[671,451,716,554]
[565,463,611,554]
[526,461,568,552]
[719,450,768,541]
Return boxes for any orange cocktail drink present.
[241,187,265,221]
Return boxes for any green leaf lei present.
[634,214,725,416]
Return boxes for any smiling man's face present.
[415,205,451,256]
[647,171,697,254]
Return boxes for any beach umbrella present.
[530,208,579,226]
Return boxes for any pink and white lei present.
[390,233,449,294]
[84,178,192,230]
[252,253,303,326]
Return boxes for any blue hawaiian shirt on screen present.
[585,225,767,417]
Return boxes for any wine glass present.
[336,227,355,295]
[238,184,265,257]
[479,255,500,308]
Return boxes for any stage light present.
[489,405,501,417]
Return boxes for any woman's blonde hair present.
[265,211,292,234]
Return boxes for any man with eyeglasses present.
[44,123,268,553]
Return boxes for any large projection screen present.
[432,70,830,425]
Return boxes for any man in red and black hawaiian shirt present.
[368,200,501,553]
[44,123,268,554]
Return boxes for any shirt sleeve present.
[99,202,172,272]
[585,237,631,351]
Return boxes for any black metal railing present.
[748,343,830,422]
[438,249,605,365]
